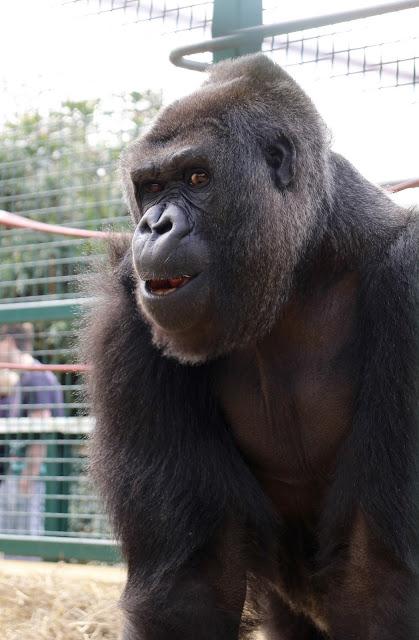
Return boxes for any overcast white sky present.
[0,0,418,195]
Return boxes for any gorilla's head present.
[121,54,332,363]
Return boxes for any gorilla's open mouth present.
[146,276,193,296]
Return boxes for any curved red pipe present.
[0,209,112,239]
[0,362,90,373]
[388,178,419,193]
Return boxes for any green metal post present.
[212,0,263,62]
[44,438,62,535]
[58,439,71,534]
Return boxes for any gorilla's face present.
[121,56,329,363]
[125,131,298,364]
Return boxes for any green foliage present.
[0,90,161,220]
[0,90,162,305]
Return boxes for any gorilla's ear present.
[265,134,296,189]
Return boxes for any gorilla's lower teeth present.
[153,287,176,296]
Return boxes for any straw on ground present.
[0,559,125,640]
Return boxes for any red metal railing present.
[0,209,111,239]
[0,209,112,372]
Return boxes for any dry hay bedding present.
[0,560,124,639]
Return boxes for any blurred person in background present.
[0,368,20,419]
[0,323,64,534]
[0,368,20,482]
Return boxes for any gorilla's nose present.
[132,203,192,278]
[138,203,190,238]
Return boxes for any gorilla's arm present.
[317,155,419,638]
[82,240,275,639]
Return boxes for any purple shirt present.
[20,368,64,417]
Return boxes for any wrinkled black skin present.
[82,55,419,639]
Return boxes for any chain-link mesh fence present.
[70,0,213,32]
[263,6,418,91]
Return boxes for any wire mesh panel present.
[0,94,160,304]
[263,6,418,92]
[69,0,213,32]
[0,420,99,536]
[0,321,115,561]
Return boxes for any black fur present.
[81,55,419,638]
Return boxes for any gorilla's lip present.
[145,275,194,297]
[140,272,204,299]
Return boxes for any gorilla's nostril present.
[139,218,152,234]
[152,217,173,235]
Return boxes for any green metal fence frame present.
[0,298,87,323]
[0,534,120,562]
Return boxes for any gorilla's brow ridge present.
[147,115,230,145]
[129,147,210,181]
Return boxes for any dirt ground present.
[0,559,125,639]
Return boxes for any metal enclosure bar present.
[0,533,119,562]
[212,0,263,62]
[0,298,88,322]
[170,0,419,70]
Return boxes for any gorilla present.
[82,54,419,639]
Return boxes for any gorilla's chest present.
[214,272,359,517]
[216,356,354,514]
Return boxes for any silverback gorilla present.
[82,54,419,638]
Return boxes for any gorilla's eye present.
[187,170,210,188]
[144,182,165,194]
